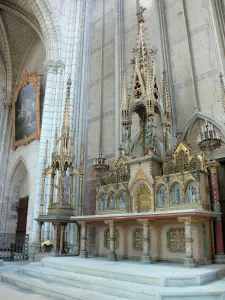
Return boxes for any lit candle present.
[216,132,219,139]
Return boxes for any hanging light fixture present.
[93,152,109,184]
[198,120,221,157]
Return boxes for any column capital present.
[79,221,88,228]
[105,220,115,227]
[44,59,65,73]
[178,217,198,225]
[137,219,153,226]
[206,160,220,173]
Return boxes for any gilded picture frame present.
[12,69,41,150]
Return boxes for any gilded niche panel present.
[166,227,185,253]
[104,228,120,250]
[135,183,151,212]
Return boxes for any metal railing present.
[0,233,29,260]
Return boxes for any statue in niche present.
[156,184,168,207]
[186,181,199,204]
[165,126,172,156]
[99,194,107,211]
[171,183,183,205]
[62,167,70,202]
[145,118,155,153]
[119,191,127,209]
[109,192,117,210]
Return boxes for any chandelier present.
[93,152,109,184]
[198,120,221,156]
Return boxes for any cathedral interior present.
[1,0,225,298]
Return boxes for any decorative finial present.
[149,46,158,58]
[136,4,146,24]
[219,73,225,112]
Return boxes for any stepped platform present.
[1,257,225,299]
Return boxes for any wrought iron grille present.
[0,233,29,260]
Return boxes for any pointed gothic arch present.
[182,112,225,143]
[3,157,31,234]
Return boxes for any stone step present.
[41,257,225,287]
[2,267,225,300]
[0,282,48,300]
[0,271,131,300]
[22,263,157,300]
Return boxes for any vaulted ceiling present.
[0,0,44,86]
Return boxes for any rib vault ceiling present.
[0,0,43,87]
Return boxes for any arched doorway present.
[7,159,30,234]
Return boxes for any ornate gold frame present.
[12,69,41,150]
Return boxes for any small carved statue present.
[119,191,127,209]
[187,181,198,204]
[109,192,117,210]
[99,194,107,211]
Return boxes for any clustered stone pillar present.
[207,161,225,263]
[179,217,196,268]
[138,219,152,263]
[105,221,117,261]
[80,222,88,258]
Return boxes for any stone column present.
[79,222,88,258]
[179,217,196,268]
[207,161,225,263]
[53,223,59,253]
[138,219,152,263]
[39,222,44,252]
[105,221,117,261]
[60,224,65,254]
[31,60,65,247]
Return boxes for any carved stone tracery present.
[166,227,185,253]
[104,228,119,250]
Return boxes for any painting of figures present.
[15,82,36,141]
[12,70,40,150]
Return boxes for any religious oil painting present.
[12,70,40,150]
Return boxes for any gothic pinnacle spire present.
[136,1,146,25]
[62,77,71,134]
[219,72,225,112]
[61,77,71,153]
